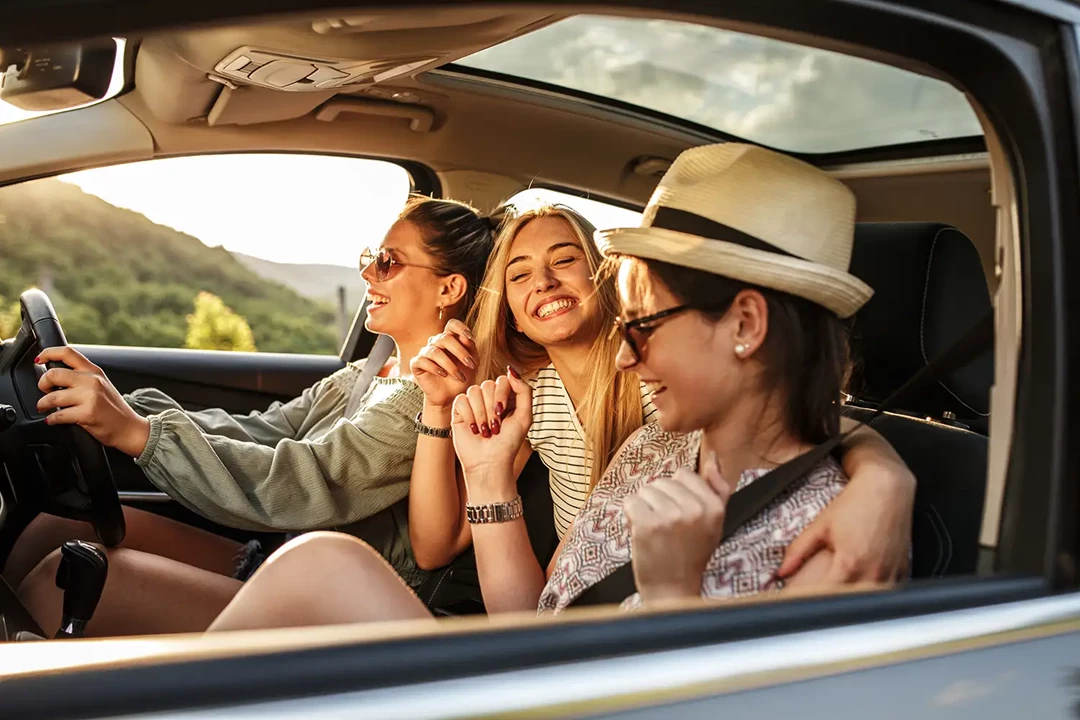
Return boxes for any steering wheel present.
[0,289,125,546]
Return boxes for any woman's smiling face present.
[361,219,444,340]
[503,216,602,349]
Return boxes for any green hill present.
[0,177,340,354]
[233,252,364,316]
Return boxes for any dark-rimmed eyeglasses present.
[359,248,439,281]
[615,300,735,364]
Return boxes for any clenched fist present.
[626,453,732,605]
[410,318,478,409]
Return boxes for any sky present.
[58,154,415,268]
[461,15,982,154]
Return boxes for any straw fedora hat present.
[596,143,873,318]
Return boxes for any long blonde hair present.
[466,204,643,490]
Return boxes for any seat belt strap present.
[569,310,994,608]
[344,332,395,418]
[285,323,394,544]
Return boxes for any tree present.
[184,292,257,352]
[0,297,20,340]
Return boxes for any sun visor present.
[0,100,152,183]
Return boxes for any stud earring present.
[734,343,748,356]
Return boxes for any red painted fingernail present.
[491,418,500,434]
[470,423,479,435]
[494,402,504,418]
[456,372,467,383]
[34,356,41,364]
[480,423,491,438]
[507,366,520,379]
[437,368,448,378]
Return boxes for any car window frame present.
[1,0,1078,716]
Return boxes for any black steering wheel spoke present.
[0,289,125,547]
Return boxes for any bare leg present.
[18,547,242,638]
[209,532,433,633]
[4,506,244,586]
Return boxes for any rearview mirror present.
[0,39,116,112]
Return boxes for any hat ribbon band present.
[651,207,797,259]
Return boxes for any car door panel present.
[78,345,344,414]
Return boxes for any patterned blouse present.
[537,422,849,614]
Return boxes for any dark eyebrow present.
[383,245,409,261]
[506,242,581,271]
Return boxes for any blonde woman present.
[405,204,914,614]
[406,206,644,573]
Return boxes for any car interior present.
[0,0,1041,687]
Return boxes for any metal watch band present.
[414,411,452,439]
[465,496,524,524]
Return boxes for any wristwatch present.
[414,411,452,439]
[465,496,524,524]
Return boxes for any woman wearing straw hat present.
[541,142,874,610]
[201,143,892,628]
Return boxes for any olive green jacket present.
[124,363,428,587]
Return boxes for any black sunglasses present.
[359,248,439,281]
[615,299,736,364]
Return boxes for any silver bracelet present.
[465,496,524,524]
[414,411,452,439]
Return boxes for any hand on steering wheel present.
[36,346,151,458]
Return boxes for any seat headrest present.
[848,223,993,422]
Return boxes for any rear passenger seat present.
[846,222,993,578]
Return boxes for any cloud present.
[460,15,982,153]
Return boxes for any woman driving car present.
[9,196,497,635]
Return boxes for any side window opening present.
[0,154,412,354]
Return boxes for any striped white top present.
[527,364,659,538]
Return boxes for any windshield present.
[455,16,982,154]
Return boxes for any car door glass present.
[0,153,411,354]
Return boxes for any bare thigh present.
[209,532,433,633]
[4,506,244,586]
[19,546,243,638]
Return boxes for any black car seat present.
[845,223,995,578]
[848,223,994,433]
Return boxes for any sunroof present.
[455,16,983,154]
